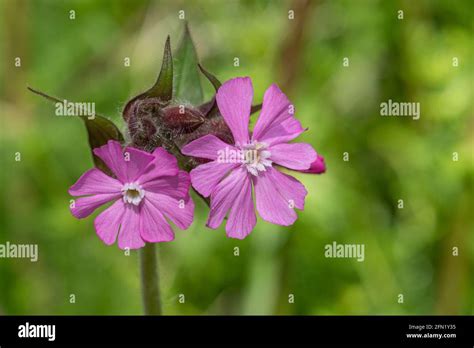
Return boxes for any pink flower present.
[69,140,194,249]
[182,77,325,239]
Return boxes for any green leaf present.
[173,22,204,104]
[145,36,173,103]
[198,63,221,91]
[27,86,123,176]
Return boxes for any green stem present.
[139,243,162,315]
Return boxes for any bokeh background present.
[0,0,472,315]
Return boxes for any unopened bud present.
[162,105,205,133]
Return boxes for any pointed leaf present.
[27,87,123,176]
[173,22,203,104]
[145,36,173,102]
[198,64,221,91]
[122,37,173,121]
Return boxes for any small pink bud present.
[302,154,326,174]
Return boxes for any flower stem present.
[139,243,162,315]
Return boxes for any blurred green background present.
[0,0,472,315]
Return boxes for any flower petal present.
[138,147,179,184]
[94,199,125,245]
[259,118,305,145]
[146,192,194,230]
[253,168,298,226]
[216,77,252,145]
[181,134,236,160]
[71,193,120,219]
[252,84,304,145]
[225,171,256,239]
[93,140,155,182]
[92,141,127,181]
[69,168,122,196]
[140,198,175,243]
[266,167,307,210]
[269,142,317,170]
[207,167,256,238]
[117,205,145,249]
[300,154,326,174]
[189,161,239,197]
[122,146,157,181]
[142,170,191,199]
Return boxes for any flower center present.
[241,141,272,176]
[121,182,145,206]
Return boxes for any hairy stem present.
[139,243,162,315]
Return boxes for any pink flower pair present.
[69,77,325,248]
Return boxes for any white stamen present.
[121,182,145,206]
[241,141,272,176]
